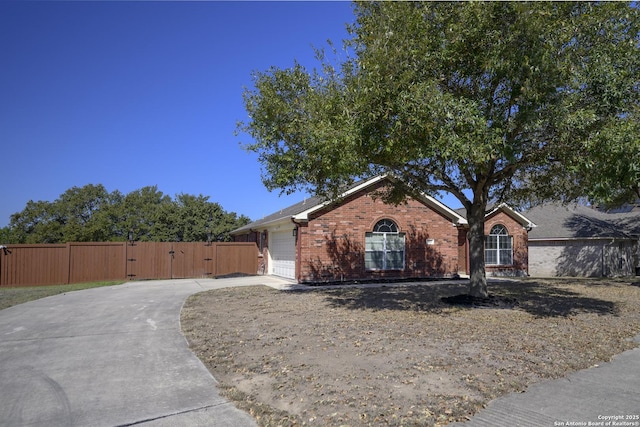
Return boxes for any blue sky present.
[1,1,461,228]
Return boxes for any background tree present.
[5,185,250,244]
[154,193,250,242]
[8,184,114,243]
[239,2,639,297]
[0,226,13,244]
[56,184,113,242]
[112,186,173,242]
[8,200,63,243]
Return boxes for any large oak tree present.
[239,2,639,297]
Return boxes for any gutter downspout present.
[525,224,533,276]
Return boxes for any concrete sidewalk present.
[0,276,289,427]
[450,333,640,427]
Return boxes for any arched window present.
[485,224,513,265]
[373,219,398,233]
[365,219,405,270]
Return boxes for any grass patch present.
[0,281,125,311]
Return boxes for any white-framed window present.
[365,219,405,270]
[485,224,513,265]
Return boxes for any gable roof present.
[486,203,537,230]
[524,203,640,240]
[454,203,536,230]
[231,176,467,235]
[292,176,468,224]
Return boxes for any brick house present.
[231,176,534,282]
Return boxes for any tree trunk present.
[467,202,488,298]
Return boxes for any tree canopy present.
[238,1,639,296]
[2,184,250,244]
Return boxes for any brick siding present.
[484,210,529,276]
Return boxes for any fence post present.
[211,242,218,277]
[122,242,131,280]
[66,242,71,284]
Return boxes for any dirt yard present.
[181,278,640,426]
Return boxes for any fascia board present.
[418,193,468,226]
[251,217,295,231]
[489,203,537,229]
[231,217,295,235]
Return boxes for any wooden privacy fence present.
[0,242,260,287]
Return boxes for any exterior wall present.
[484,210,529,277]
[529,239,637,277]
[297,182,463,283]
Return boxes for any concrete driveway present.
[0,276,291,427]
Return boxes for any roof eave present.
[529,236,635,242]
[230,216,295,235]
[292,176,388,221]
[489,203,537,229]
[418,193,468,226]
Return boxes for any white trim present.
[252,218,294,232]
[293,176,388,221]
[485,227,513,266]
[364,230,406,271]
[487,203,537,229]
[418,193,467,226]
[230,217,294,236]
[292,175,468,226]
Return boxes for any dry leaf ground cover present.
[181,278,640,426]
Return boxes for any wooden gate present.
[124,242,262,280]
[170,242,215,279]
[125,242,219,280]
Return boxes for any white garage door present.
[270,230,296,279]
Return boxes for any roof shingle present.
[525,203,640,239]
